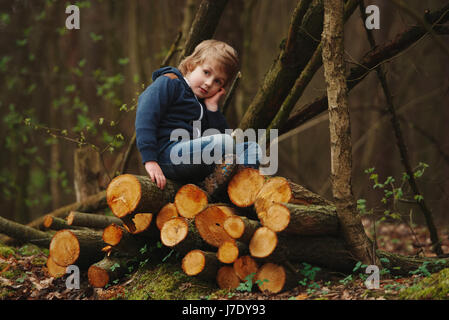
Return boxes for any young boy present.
[135,40,260,190]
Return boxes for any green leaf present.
[110,263,120,271]
[90,32,103,42]
[118,58,129,65]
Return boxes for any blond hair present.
[178,40,239,86]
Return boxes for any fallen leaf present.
[295,293,308,300]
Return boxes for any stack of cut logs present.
[44,167,343,294]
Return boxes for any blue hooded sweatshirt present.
[135,66,230,164]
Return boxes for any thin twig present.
[359,1,443,256]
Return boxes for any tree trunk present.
[74,147,101,203]
[178,0,229,63]
[322,0,377,266]
[282,2,449,135]
[66,211,123,229]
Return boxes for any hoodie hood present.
[152,66,184,81]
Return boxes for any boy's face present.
[185,59,227,99]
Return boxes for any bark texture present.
[322,0,376,265]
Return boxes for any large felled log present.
[233,255,259,281]
[255,263,298,293]
[106,174,181,222]
[156,203,179,230]
[67,211,123,229]
[160,217,207,256]
[121,213,158,240]
[0,191,107,244]
[49,229,105,268]
[258,202,339,235]
[223,215,261,243]
[249,227,278,258]
[194,205,235,247]
[216,265,241,290]
[88,254,135,288]
[46,256,66,278]
[174,184,209,218]
[182,249,220,282]
[254,176,332,215]
[0,215,53,247]
[43,215,84,231]
[227,168,265,208]
[264,233,356,273]
[102,223,148,256]
[217,241,247,264]
[29,191,107,230]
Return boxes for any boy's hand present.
[204,87,226,112]
[144,161,166,190]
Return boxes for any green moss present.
[0,287,14,299]
[399,268,449,300]
[2,268,24,280]
[17,244,43,256]
[118,262,220,300]
[0,243,16,258]
[31,256,47,266]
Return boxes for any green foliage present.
[298,263,321,294]
[236,272,268,292]
[400,268,449,299]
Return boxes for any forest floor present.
[1,218,449,300]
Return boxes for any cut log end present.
[216,266,241,290]
[160,217,188,247]
[106,174,142,218]
[175,184,208,218]
[103,223,123,246]
[217,241,239,264]
[156,203,179,230]
[227,168,265,207]
[223,215,244,239]
[182,249,206,276]
[49,230,80,267]
[66,211,76,226]
[249,227,278,258]
[254,177,292,214]
[88,265,109,288]
[256,263,286,293]
[123,213,153,235]
[195,206,235,247]
[46,256,66,278]
[258,203,290,232]
[233,256,258,281]
[43,215,53,229]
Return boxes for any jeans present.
[158,134,261,183]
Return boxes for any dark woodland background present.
[0,0,448,230]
